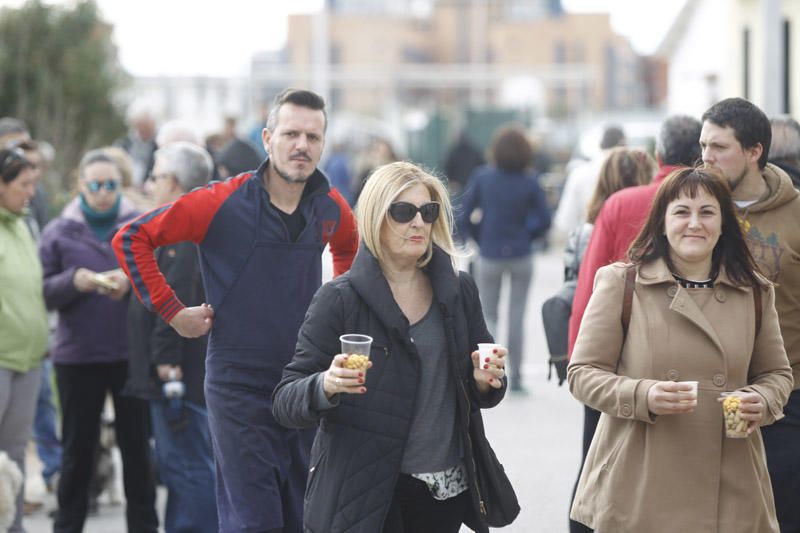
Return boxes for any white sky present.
[0,0,687,77]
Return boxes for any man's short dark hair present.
[265,89,327,132]
[769,115,800,162]
[599,125,625,150]
[701,97,771,169]
[656,115,702,166]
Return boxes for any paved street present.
[23,246,584,533]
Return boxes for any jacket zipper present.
[462,382,487,517]
[441,300,488,519]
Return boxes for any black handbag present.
[467,405,520,528]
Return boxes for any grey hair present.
[0,117,29,139]
[156,120,200,148]
[769,115,800,162]
[265,88,327,133]
[655,115,702,166]
[155,142,213,191]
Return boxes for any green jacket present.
[0,206,47,372]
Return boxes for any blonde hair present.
[355,161,458,269]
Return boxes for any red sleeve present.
[567,200,618,356]
[326,187,359,276]
[112,176,248,322]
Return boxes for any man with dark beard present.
[113,89,359,532]
[700,97,800,533]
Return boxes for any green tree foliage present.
[0,0,129,193]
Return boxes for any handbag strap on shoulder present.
[753,286,762,339]
[621,266,636,339]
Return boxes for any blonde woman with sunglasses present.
[273,161,516,533]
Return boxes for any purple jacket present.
[39,197,140,365]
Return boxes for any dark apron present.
[205,193,321,532]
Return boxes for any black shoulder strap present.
[621,266,636,339]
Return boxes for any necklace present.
[671,272,716,289]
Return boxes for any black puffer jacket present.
[272,245,506,533]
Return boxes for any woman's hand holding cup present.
[472,343,507,394]
[647,380,698,415]
[323,354,371,399]
[323,334,374,399]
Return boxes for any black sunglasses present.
[388,201,440,224]
[86,180,119,193]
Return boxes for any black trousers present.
[53,361,157,533]
[382,474,470,533]
[569,405,601,533]
[761,389,800,533]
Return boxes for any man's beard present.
[727,166,748,191]
[273,161,312,184]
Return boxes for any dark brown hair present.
[0,149,33,183]
[627,166,767,288]
[490,125,533,173]
[586,147,655,224]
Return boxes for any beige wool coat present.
[568,260,793,533]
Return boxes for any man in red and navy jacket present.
[113,89,358,533]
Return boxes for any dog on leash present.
[87,412,122,511]
[0,451,23,533]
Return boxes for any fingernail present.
[489,378,494,383]
[360,387,366,393]
[485,357,491,363]
[358,373,363,377]
[358,378,364,384]
[484,364,489,369]
[493,349,498,354]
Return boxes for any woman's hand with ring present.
[471,345,507,394]
[323,353,371,399]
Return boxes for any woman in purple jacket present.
[39,149,157,533]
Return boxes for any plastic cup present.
[678,381,698,404]
[340,334,373,375]
[477,343,501,360]
[721,392,748,438]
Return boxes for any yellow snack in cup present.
[343,354,369,370]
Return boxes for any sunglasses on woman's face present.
[85,180,119,193]
[388,201,440,224]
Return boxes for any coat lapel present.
[638,259,748,357]
[668,285,725,355]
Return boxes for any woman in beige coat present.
[568,167,793,533]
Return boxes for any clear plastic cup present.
[340,334,373,376]
[721,392,748,438]
[678,381,698,404]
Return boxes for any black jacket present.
[272,245,505,533]
[125,241,207,406]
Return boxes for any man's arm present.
[150,244,205,368]
[326,188,359,276]
[112,176,247,323]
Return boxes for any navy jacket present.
[113,160,358,390]
[272,245,505,533]
[458,165,551,259]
